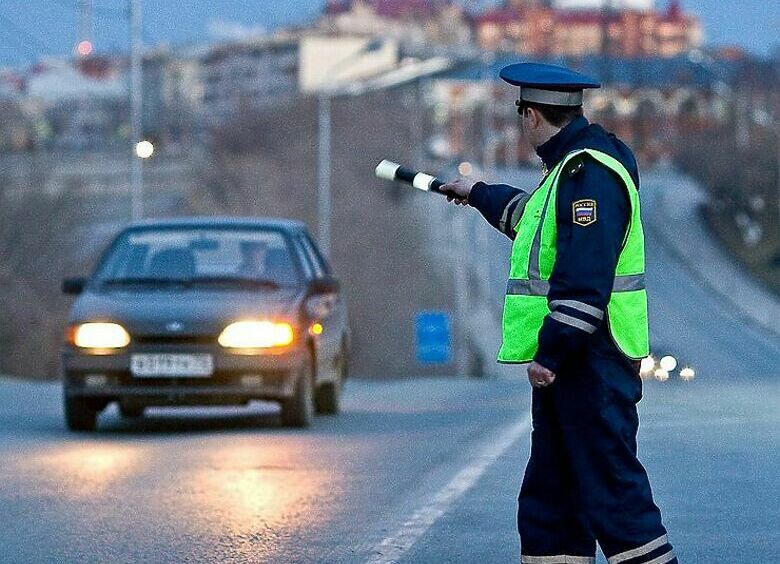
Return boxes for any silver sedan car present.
[61,218,350,431]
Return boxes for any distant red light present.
[76,40,94,57]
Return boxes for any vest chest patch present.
[572,199,597,226]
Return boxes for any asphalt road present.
[1,171,778,563]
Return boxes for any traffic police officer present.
[441,63,677,564]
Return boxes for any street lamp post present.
[317,39,383,258]
[129,0,143,221]
[317,91,333,257]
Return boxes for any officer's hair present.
[517,101,584,128]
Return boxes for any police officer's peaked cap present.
[500,62,601,107]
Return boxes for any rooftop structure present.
[475,0,701,58]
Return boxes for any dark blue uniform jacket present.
[468,116,640,374]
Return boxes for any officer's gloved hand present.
[440,179,473,206]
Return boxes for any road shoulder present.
[642,169,780,339]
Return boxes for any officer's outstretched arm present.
[467,182,530,240]
[533,161,630,374]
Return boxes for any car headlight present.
[218,321,294,349]
[71,322,131,349]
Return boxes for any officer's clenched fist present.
[440,178,473,206]
[528,361,556,388]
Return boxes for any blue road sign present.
[415,311,452,364]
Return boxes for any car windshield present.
[94,227,301,288]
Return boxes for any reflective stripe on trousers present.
[521,555,595,564]
[607,534,676,564]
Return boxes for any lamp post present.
[317,91,333,257]
[129,0,143,220]
[317,38,383,257]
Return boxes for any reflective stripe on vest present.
[497,148,650,363]
[506,274,646,296]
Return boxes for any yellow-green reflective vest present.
[497,148,649,363]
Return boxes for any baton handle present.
[374,160,446,194]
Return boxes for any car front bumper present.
[62,343,306,406]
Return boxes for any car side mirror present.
[62,277,87,295]
[308,276,340,295]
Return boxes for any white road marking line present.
[365,414,532,564]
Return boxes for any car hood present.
[69,287,304,337]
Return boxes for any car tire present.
[315,382,339,415]
[64,396,98,431]
[280,356,314,428]
[315,347,346,415]
[119,403,145,418]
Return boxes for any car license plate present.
[130,354,214,378]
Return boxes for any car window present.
[94,227,302,286]
[299,233,330,277]
[292,235,314,279]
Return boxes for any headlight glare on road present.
[72,322,131,349]
[679,367,696,381]
[218,321,294,349]
[639,355,655,377]
[654,368,670,382]
[659,355,678,372]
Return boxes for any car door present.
[297,232,344,385]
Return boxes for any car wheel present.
[315,347,346,415]
[119,403,145,418]
[280,356,314,428]
[64,396,99,431]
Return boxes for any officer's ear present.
[524,106,542,130]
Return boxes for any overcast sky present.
[1,1,777,68]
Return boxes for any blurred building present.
[299,35,399,93]
[199,34,299,126]
[429,55,730,165]
[142,47,203,145]
[321,0,472,49]
[475,0,702,58]
[0,70,24,98]
[552,0,654,9]
[24,57,127,150]
[25,57,126,104]
[0,71,37,152]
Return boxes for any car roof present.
[124,216,307,233]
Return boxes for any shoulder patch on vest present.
[572,199,597,226]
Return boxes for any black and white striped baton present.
[374,160,447,196]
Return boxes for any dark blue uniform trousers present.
[518,348,677,564]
